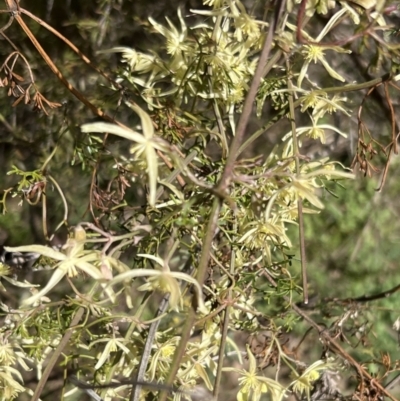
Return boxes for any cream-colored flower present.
[0,337,16,366]
[288,8,352,87]
[149,9,189,59]
[290,359,336,401]
[89,337,132,370]
[106,253,207,314]
[5,226,116,305]
[148,336,179,380]
[0,366,25,400]
[224,345,286,401]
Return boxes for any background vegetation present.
[0,1,400,401]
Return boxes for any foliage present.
[0,1,400,401]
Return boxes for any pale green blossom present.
[106,253,207,314]
[90,337,133,370]
[5,226,117,305]
[224,345,287,401]
[203,0,227,8]
[238,215,292,264]
[288,8,352,87]
[0,367,25,401]
[291,359,337,401]
[0,338,16,366]
[312,94,349,120]
[148,337,179,380]
[149,8,189,59]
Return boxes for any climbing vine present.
[0,1,400,401]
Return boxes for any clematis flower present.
[149,8,189,61]
[89,337,133,370]
[106,254,207,314]
[290,359,337,401]
[288,8,352,88]
[0,366,26,400]
[224,345,286,401]
[5,226,116,306]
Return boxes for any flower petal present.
[320,58,346,82]
[4,245,66,261]
[81,122,147,144]
[22,267,67,305]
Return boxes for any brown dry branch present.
[263,270,399,401]
[352,78,400,191]
[1,0,187,224]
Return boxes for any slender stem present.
[160,197,222,401]
[208,15,228,157]
[213,249,235,398]
[263,269,399,401]
[297,202,308,302]
[30,307,85,401]
[47,175,69,240]
[322,74,393,94]
[7,3,126,126]
[238,73,396,156]
[285,56,308,304]
[217,8,278,192]
[160,8,281,401]
[130,294,170,401]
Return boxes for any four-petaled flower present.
[5,226,116,305]
[224,345,286,401]
[289,8,352,88]
[290,359,336,401]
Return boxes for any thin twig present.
[285,55,308,304]
[325,282,400,304]
[19,6,123,90]
[263,270,399,401]
[217,3,282,191]
[69,375,105,401]
[69,374,181,394]
[130,294,170,401]
[385,373,400,391]
[207,15,228,157]
[159,6,282,401]
[30,307,85,401]
[213,248,235,399]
